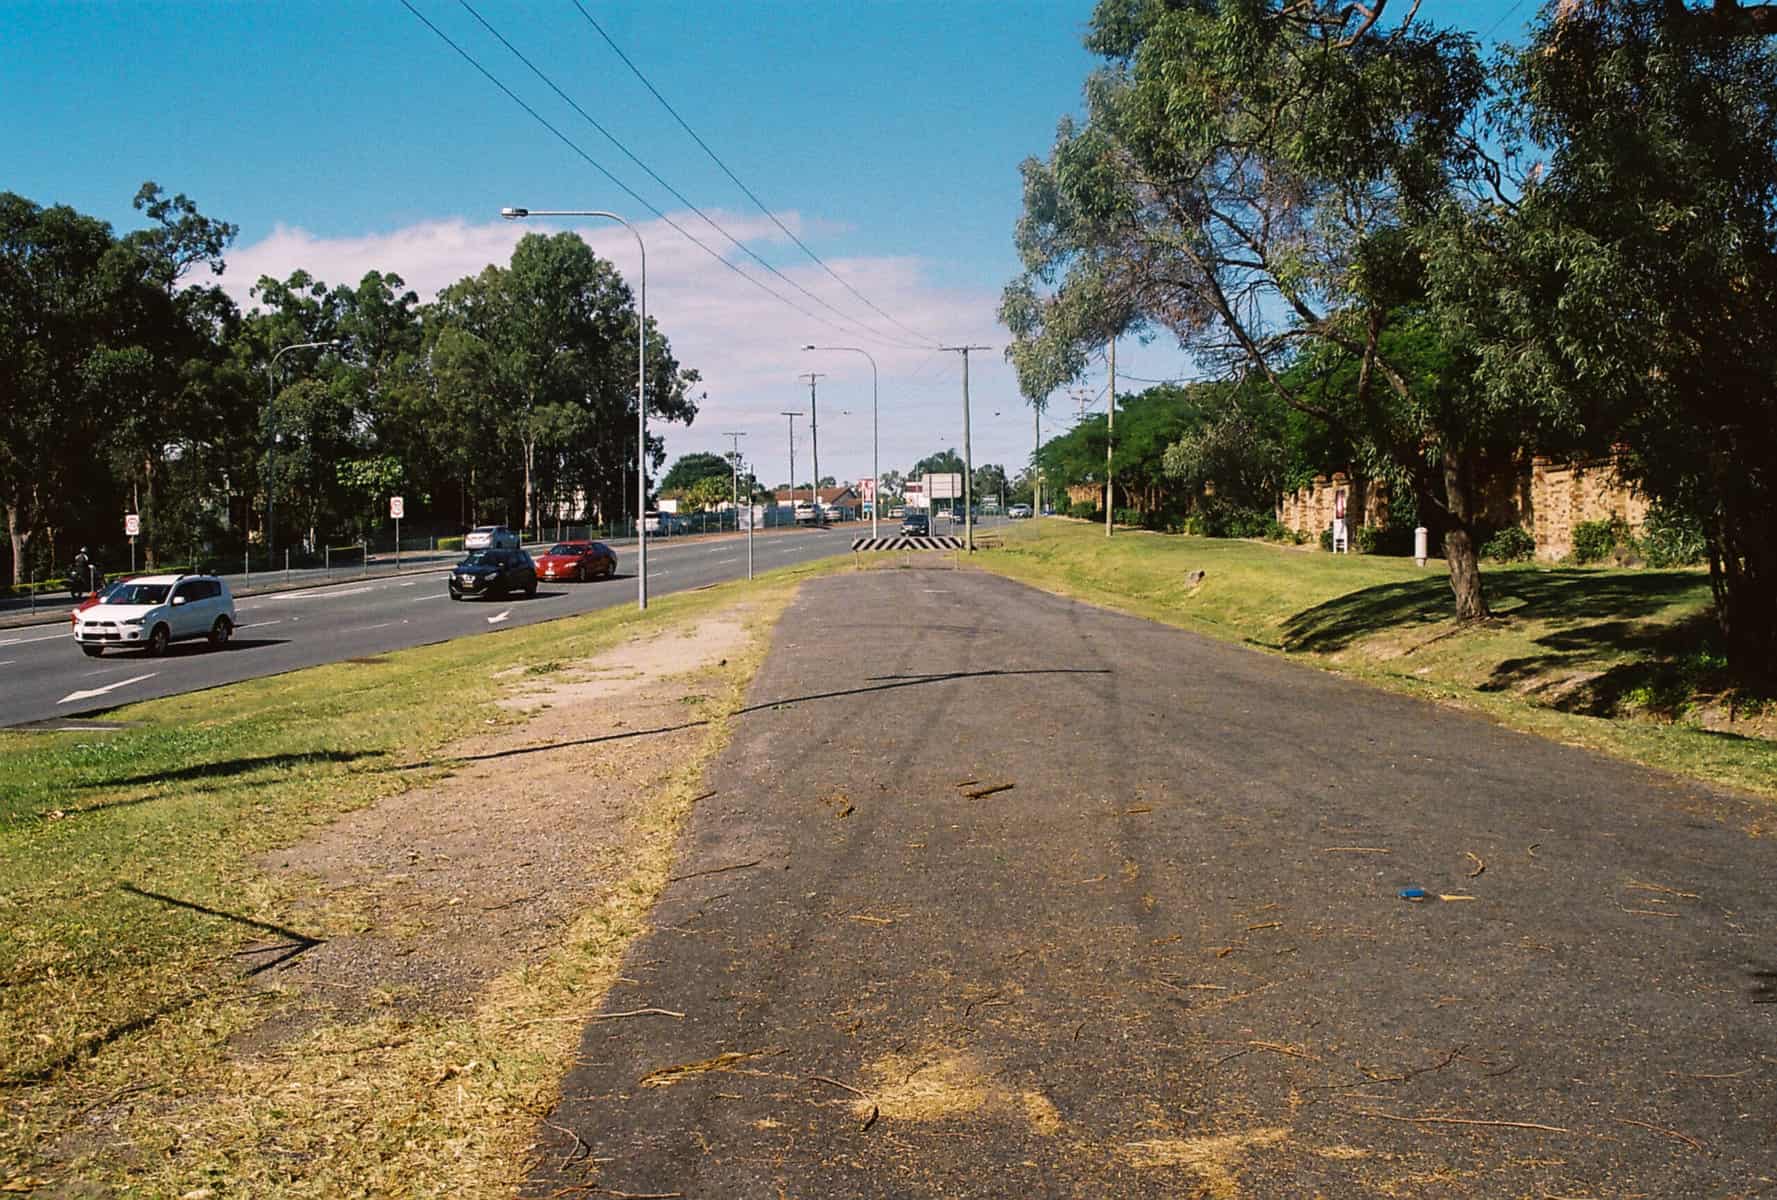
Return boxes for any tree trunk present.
[1441,449,1490,621]
[6,496,32,588]
[1709,494,1777,684]
[522,435,536,538]
[142,455,158,570]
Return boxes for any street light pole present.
[803,345,880,537]
[266,339,339,567]
[502,206,648,610]
[940,345,991,552]
[779,411,801,521]
[798,373,825,523]
[722,431,747,532]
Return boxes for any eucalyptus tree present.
[1001,0,1529,618]
[1439,0,1777,677]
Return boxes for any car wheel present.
[524,577,538,598]
[208,616,233,648]
[81,644,103,658]
[575,563,586,583]
[146,623,170,656]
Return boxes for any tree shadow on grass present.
[73,749,382,793]
[2,884,324,1087]
[1280,568,1709,654]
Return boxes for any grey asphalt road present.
[0,523,940,728]
[531,568,1776,1199]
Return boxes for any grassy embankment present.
[978,519,1775,802]
[0,561,831,1197]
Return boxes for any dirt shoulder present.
[530,568,1777,1199]
[29,594,789,1198]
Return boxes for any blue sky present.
[5,0,1538,488]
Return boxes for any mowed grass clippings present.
[0,563,825,1196]
[978,520,1776,804]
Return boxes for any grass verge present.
[977,520,1775,804]
[0,559,833,1196]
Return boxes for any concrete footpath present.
[529,569,1776,1198]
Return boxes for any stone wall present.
[1277,473,1388,541]
[1274,453,1647,559]
[1527,454,1648,562]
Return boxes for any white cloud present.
[217,212,1188,486]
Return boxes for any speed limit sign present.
[125,512,140,537]
[389,495,405,520]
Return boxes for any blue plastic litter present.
[1398,886,1429,901]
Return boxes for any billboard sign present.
[926,472,963,500]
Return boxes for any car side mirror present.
[171,596,186,606]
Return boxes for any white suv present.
[72,573,236,658]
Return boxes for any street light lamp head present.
[802,344,816,351]
[500,207,529,220]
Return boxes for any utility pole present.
[941,346,991,552]
[779,411,801,522]
[1034,403,1042,516]
[722,431,747,531]
[799,372,825,523]
[1106,338,1116,538]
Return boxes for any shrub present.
[1572,515,1631,564]
[1319,526,1334,552]
[1481,525,1536,562]
[437,535,465,552]
[1114,507,1143,527]
[1263,518,1290,542]
[1637,504,1707,568]
[1352,524,1379,555]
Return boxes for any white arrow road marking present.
[487,610,511,625]
[60,672,157,705]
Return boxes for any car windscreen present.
[545,544,587,556]
[461,551,503,566]
[111,584,170,605]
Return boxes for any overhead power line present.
[397,0,929,350]
[570,0,940,349]
[454,0,929,351]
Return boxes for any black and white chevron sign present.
[850,536,965,552]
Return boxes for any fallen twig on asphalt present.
[1320,846,1391,853]
[543,1118,592,1168]
[1347,1108,1571,1134]
[808,1074,869,1097]
[1626,880,1698,898]
[1618,1117,1706,1151]
[640,1050,770,1088]
[1466,852,1486,878]
[591,1007,686,1021]
[667,859,762,883]
[962,782,1015,799]
[1621,908,1681,919]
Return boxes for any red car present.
[533,541,617,582]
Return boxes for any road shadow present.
[89,636,289,659]
[377,666,1110,771]
[1280,568,1709,653]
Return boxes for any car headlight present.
[120,615,145,625]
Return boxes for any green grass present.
[978,520,1776,804]
[0,558,837,1194]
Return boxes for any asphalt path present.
[0,522,969,728]
[531,568,1776,1198]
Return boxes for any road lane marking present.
[60,673,157,705]
[487,610,511,625]
[348,623,394,633]
[714,557,738,565]
[0,632,72,647]
[400,580,420,586]
[237,619,282,630]
[282,586,374,599]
